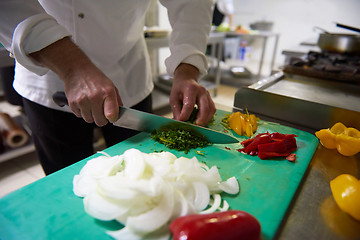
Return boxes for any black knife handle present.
[52,91,68,107]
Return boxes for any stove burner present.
[284,51,360,84]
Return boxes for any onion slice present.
[73,148,240,239]
[218,176,240,194]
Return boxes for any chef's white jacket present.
[0,0,212,111]
[215,0,234,15]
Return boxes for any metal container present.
[249,21,274,31]
[317,33,360,53]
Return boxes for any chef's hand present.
[170,63,216,126]
[30,37,122,127]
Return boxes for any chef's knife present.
[52,92,239,144]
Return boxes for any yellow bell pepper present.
[315,122,360,156]
[330,174,360,221]
[222,111,259,137]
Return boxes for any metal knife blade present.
[116,106,239,144]
[52,91,239,144]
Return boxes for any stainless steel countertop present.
[278,146,360,240]
[231,72,360,239]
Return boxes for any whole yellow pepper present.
[330,174,360,221]
[315,122,360,156]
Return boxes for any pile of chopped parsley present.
[151,126,209,154]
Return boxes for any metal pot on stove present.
[314,26,360,54]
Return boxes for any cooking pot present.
[315,26,360,53]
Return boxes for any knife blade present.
[52,92,239,144]
[116,106,239,144]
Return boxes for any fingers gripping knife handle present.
[52,92,69,107]
[51,93,239,144]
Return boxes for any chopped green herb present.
[151,125,210,154]
[186,106,215,126]
[186,107,199,124]
[153,150,164,153]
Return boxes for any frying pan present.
[314,26,360,53]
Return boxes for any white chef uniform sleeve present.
[0,1,71,76]
[159,0,213,79]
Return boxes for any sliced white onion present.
[84,191,128,221]
[73,148,239,240]
[172,190,196,217]
[97,151,111,157]
[200,194,222,214]
[218,199,230,212]
[192,181,210,211]
[218,176,240,194]
[97,176,140,200]
[126,184,174,234]
[79,154,123,178]
[73,154,124,197]
[123,149,146,180]
[73,174,97,197]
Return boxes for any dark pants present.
[212,4,225,27]
[23,95,152,175]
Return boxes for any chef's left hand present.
[170,63,216,126]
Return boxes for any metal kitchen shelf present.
[0,141,35,163]
[146,31,225,97]
[225,31,280,79]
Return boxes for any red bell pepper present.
[242,133,271,154]
[169,210,261,240]
[238,132,298,160]
[286,153,296,162]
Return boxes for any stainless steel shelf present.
[0,142,35,163]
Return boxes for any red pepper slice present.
[282,137,297,152]
[242,133,271,154]
[241,132,269,148]
[239,132,298,160]
[257,141,290,159]
[286,153,296,162]
[258,140,286,153]
[270,132,297,140]
[169,210,261,240]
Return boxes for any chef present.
[0,0,216,175]
[213,0,234,28]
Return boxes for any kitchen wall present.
[157,0,359,73]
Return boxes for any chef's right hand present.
[30,37,122,127]
[63,64,122,127]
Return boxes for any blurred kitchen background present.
[154,0,359,78]
[1,0,359,197]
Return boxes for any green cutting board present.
[0,110,318,240]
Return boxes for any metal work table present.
[226,31,280,79]
[233,71,360,239]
